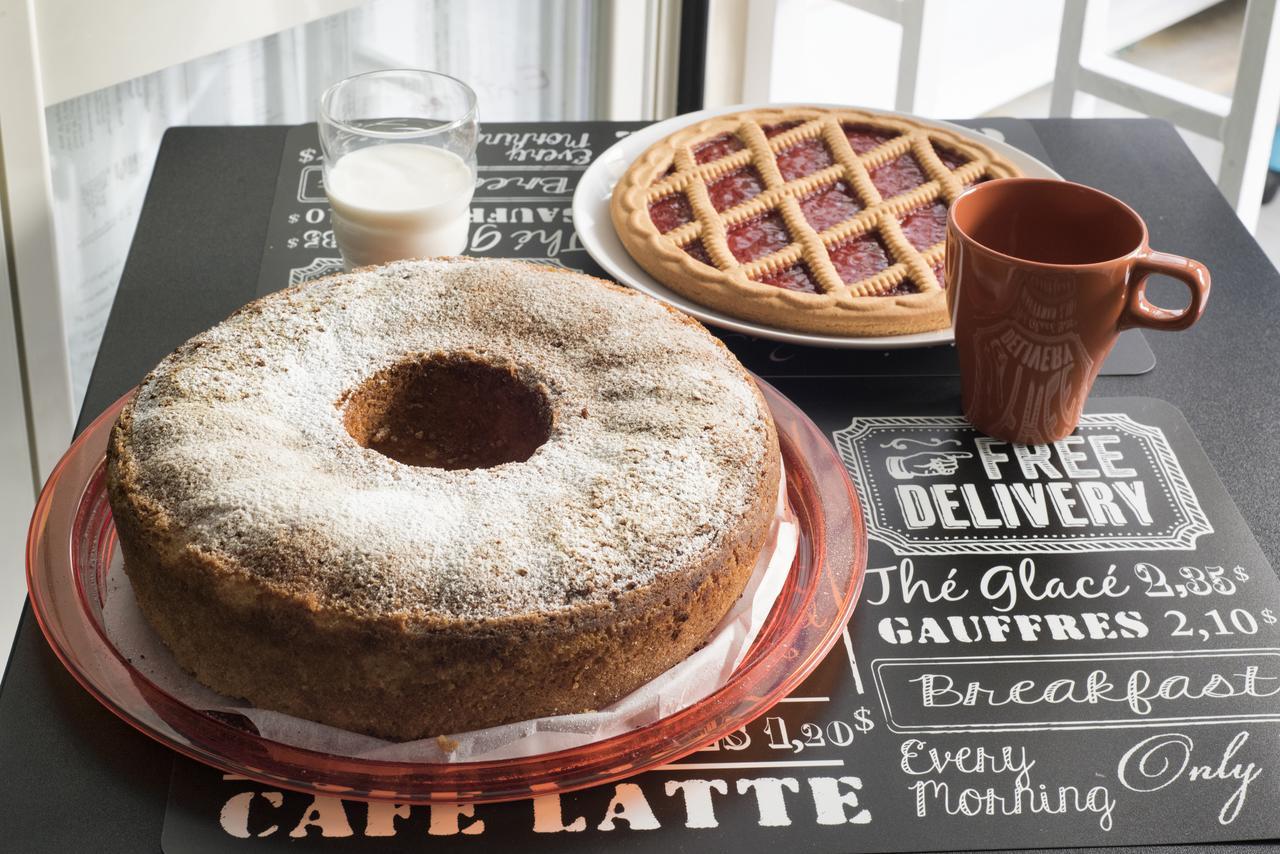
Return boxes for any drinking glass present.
[318,69,479,269]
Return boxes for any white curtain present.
[45,0,597,404]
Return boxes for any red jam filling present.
[660,163,676,179]
[726,212,792,262]
[694,133,745,164]
[776,138,835,181]
[707,166,765,212]
[933,143,970,170]
[882,279,918,296]
[899,201,950,250]
[761,120,803,138]
[828,232,891,284]
[869,153,928,199]
[756,263,820,293]
[683,239,714,267]
[648,193,693,233]
[799,181,863,232]
[964,174,991,188]
[842,123,898,154]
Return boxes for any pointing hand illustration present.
[885,451,973,479]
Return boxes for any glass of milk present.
[318,69,478,269]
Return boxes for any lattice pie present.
[610,107,1022,336]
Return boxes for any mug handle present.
[1120,249,1210,331]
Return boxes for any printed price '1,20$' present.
[762,710,875,754]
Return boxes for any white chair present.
[1051,0,1280,232]
[743,0,934,111]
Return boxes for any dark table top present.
[2,119,1277,853]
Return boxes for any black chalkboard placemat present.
[162,396,1279,852]
[253,121,1154,378]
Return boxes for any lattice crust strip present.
[643,114,1016,297]
[610,107,1024,337]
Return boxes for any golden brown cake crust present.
[610,106,1022,336]
[106,258,781,740]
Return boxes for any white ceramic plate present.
[572,103,1062,349]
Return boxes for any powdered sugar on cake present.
[120,259,772,620]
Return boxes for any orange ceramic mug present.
[946,178,1210,445]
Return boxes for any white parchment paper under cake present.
[102,470,798,764]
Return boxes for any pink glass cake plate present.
[27,377,866,804]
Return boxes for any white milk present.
[325,143,475,267]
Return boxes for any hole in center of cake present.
[342,353,551,470]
